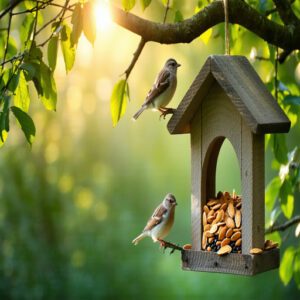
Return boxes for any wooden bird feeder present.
[168,55,290,275]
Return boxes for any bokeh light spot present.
[75,188,94,209]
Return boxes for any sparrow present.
[132,58,181,120]
[132,193,177,245]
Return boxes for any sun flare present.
[94,0,112,31]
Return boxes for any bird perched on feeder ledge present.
[132,193,177,246]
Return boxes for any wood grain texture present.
[168,55,290,135]
[181,248,279,275]
[191,110,202,251]
[168,59,214,134]
[191,81,266,256]
[241,123,265,253]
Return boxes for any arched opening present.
[216,139,241,195]
[201,137,242,254]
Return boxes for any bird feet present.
[159,108,176,120]
[158,239,183,254]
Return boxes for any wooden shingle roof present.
[168,55,290,135]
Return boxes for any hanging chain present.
[223,0,230,55]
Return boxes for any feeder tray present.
[168,55,290,275]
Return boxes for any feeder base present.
[181,248,279,276]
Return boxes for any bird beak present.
[177,63,181,67]
[175,202,178,206]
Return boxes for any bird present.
[132,193,177,245]
[132,58,181,120]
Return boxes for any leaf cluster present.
[0,0,96,146]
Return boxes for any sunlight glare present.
[94,0,112,32]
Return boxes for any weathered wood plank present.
[191,110,202,251]
[211,55,290,134]
[182,249,279,275]
[168,60,214,134]
[168,55,290,135]
[241,122,265,253]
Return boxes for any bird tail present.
[132,232,147,245]
[132,106,146,120]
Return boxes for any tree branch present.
[110,0,300,51]
[123,38,146,80]
[265,0,295,17]
[272,0,299,26]
[265,215,300,234]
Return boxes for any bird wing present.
[144,69,171,106]
[143,204,167,232]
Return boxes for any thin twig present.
[0,0,23,20]
[37,0,70,47]
[123,38,146,80]
[255,55,269,61]
[163,0,170,24]
[12,0,51,15]
[265,215,300,234]
[0,53,24,67]
[0,8,13,76]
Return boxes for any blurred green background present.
[0,1,300,299]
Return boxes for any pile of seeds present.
[202,191,242,255]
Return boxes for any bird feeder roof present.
[168,55,290,135]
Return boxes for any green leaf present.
[7,36,18,59]
[20,62,37,80]
[273,134,288,164]
[83,1,96,45]
[122,0,136,11]
[0,129,8,148]
[284,95,300,106]
[281,194,294,219]
[20,13,35,46]
[110,79,129,127]
[265,176,281,211]
[174,10,184,23]
[0,0,9,11]
[0,95,10,139]
[140,0,151,10]
[7,70,20,92]
[60,24,76,73]
[48,36,58,71]
[200,28,212,45]
[294,253,300,289]
[14,70,30,112]
[26,42,43,62]
[11,106,35,145]
[279,179,294,219]
[279,246,295,286]
[1,68,10,85]
[24,1,36,10]
[71,3,83,45]
[38,62,57,111]
[161,0,168,6]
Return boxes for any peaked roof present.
[168,55,290,135]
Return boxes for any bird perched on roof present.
[132,193,177,245]
[132,58,180,120]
